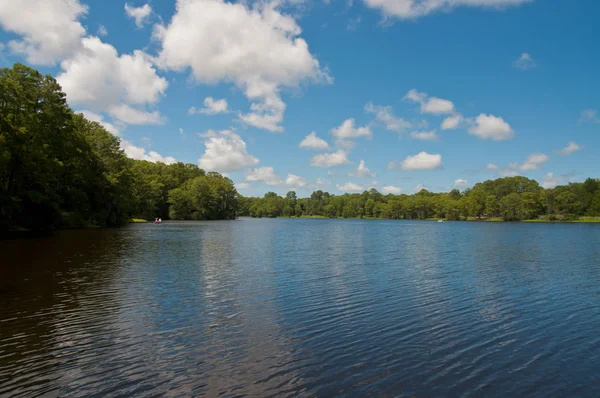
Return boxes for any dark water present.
[1,219,600,397]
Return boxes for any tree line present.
[2,64,599,232]
[0,64,237,232]
[240,176,600,221]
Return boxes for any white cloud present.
[310,150,352,167]
[414,183,426,193]
[155,0,330,132]
[285,174,307,187]
[198,130,259,172]
[365,102,411,132]
[579,109,600,124]
[336,182,364,192]
[125,3,152,28]
[98,25,108,36]
[0,0,87,65]
[331,118,372,139]
[316,178,331,185]
[245,167,283,186]
[410,130,439,141]
[78,110,120,136]
[404,89,427,103]
[558,142,583,156]
[349,160,376,178]
[299,131,330,150]
[454,178,468,187]
[189,97,229,115]
[57,37,168,125]
[510,153,549,171]
[236,182,250,190]
[422,97,454,115]
[404,89,454,115]
[400,152,443,171]
[540,172,575,189]
[486,163,499,170]
[468,114,514,140]
[109,104,165,125]
[499,170,520,177]
[120,140,176,164]
[441,114,462,130]
[382,185,402,194]
[363,0,532,20]
[513,52,536,70]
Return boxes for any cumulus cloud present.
[540,172,575,189]
[558,142,583,156]
[57,37,168,125]
[120,140,176,164]
[245,167,282,186]
[125,3,152,28]
[0,0,88,65]
[236,182,250,190]
[509,153,549,171]
[78,110,121,136]
[336,182,364,192]
[299,131,330,150]
[486,163,499,170]
[316,178,331,185]
[513,52,536,70]
[244,168,307,187]
[331,118,372,139]
[441,114,462,130]
[579,109,600,124]
[154,0,330,132]
[198,130,259,172]
[454,178,469,187]
[285,174,308,187]
[365,102,412,132]
[399,152,443,171]
[310,150,352,167]
[363,0,532,20]
[349,160,376,178]
[468,114,514,140]
[404,89,454,115]
[382,185,402,194]
[410,130,439,141]
[189,97,229,115]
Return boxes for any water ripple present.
[1,220,600,396]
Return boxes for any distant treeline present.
[0,64,237,231]
[240,177,600,221]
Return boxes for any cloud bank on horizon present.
[0,0,597,196]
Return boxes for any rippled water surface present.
[2,219,600,397]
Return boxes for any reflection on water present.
[1,219,600,396]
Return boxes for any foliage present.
[0,64,238,231]
[239,177,600,222]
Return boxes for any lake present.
[1,219,600,397]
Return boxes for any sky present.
[0,0,599,197]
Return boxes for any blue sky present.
[1,0,599,197]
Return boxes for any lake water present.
[1,219,600,397]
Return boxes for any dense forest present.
[1,63,599,232]
[0,64,237,232]
[240,176,600,221]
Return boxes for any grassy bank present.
[130,218,148,223]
